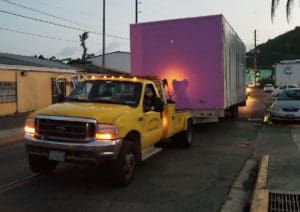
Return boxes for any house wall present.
[18,71,55,113]
[0,69,77,116]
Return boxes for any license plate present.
[286,114,295,118]
[49,150,65,161]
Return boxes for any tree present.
[79,31,89,63]
[271,0,295,22]
[49,56,56,61]
[38,55,45,59]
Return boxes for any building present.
[0,53,83,116]
[246,69,273,85]
[86,51,130,73]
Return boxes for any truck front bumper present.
[24,134,123,163]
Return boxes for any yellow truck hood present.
[35,102,134,123]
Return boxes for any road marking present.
[291,129,300,151]
[250,155,270,212]
[256,155,269,189]
[0,174,39,193]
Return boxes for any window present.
[280,86,287,90]
[143,84,157,112]
[0,82,16,103]
[278,89,300,101]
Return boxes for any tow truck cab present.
[24,76,192,185]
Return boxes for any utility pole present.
[254,30,257,86]
[102,0,106,67]
[135,0,138,23]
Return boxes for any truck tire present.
[172,119,193,148]
[28,155,58,174]
[111,141,137,186]
[226,106,238,118]
[233,106,239,117]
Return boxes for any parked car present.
[270,88,300,121]
[263,84,275,93]
[271,84,298,97]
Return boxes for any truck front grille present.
[36,116,96,143]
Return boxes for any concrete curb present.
[250,154,269,212]
[220,158,258,212]
[0,128,24,147]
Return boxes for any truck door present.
[140,83,163,148]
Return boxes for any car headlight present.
[270,103,280,112]
[95,124,119,140]
[24,118,36,135]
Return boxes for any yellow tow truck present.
[24,76,193,185]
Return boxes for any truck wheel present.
[111,141,137,186]
[28,155,58,174]
[172,119,193,148]
[226,106,238,118]
[233,106,239,117]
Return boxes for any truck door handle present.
[138,117,143,121]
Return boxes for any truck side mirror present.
[153,97,164,112]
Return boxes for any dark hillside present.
[246,27,300,69]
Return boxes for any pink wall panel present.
[131,15,224,109]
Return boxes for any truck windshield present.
[66,80,142,107]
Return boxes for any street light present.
[102,0,106,68]
[135,0,142,23]
[135,0,138,23]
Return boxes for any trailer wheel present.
[232,106,239,118]
[111,141,137,186]
[226,106,239,118]
[28,155,58,174]
[172,118,193,148]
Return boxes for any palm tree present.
[79,31,89,62]
[271,0,295,22]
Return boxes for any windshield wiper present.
[91,99,121,104]
[65,97,88,102]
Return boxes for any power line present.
[0,0,99,32]
[0,9,129,40]
[29,0,92,18]
[0,26,78,42]
[0,26,105,45]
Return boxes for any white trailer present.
[274,59,300,87]
[130,15,246,122]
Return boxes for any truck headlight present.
[95,124,119,140]
[24,118,36,135]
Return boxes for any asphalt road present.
[0,90,268,212]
